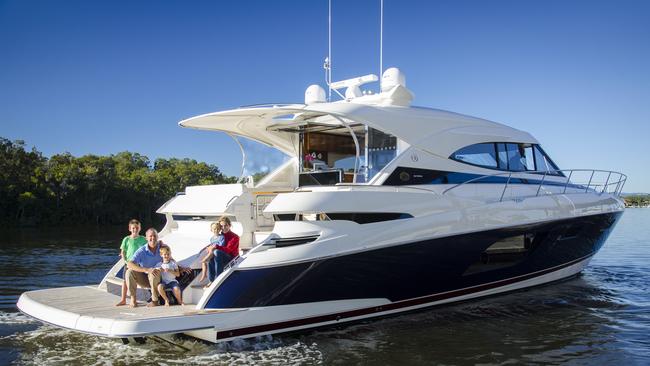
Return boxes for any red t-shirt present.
[216,231,239,258]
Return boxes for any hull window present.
[463,233,538,276]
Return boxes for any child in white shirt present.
[155,246,183,306]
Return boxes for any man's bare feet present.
[129,300,137,308]
[203,282,211,289]
[164,302,170,307]
[115,299,127,306]
[147,301,159,307]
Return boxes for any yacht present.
[17,68,626,344]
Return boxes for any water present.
[1,210,649,365]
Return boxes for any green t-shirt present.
[120,235,147,261]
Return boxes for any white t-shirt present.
[156,260,178,284]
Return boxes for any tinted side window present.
[534,145,551,172]
[452,143,497,168]
[505,143,524,171]
[524,145,535,170]
[533,145,562,176]
[452,142,559,174]
[497,143,508,169]
[506,143,534,171]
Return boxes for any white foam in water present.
[182,340,324,365]
[5,317,324,365]
[0,311,39,325]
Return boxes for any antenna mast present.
[328,0,332,101]
[380,0,383,89]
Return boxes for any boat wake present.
[1,311,324,365]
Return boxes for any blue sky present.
[1,0,649,192]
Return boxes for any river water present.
[1,210,649,365]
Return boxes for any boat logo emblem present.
[411,153,419,162]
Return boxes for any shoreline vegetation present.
[1,137,235,227]
[623,195,650,208]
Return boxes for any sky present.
[1,0,649,192]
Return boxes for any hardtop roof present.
[179,102,537,158]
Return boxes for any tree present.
[0,137,236,226]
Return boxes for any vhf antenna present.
[325,0,332,101]
[324,0,344,101]
[324,0,384,100]
[380,0,383,90]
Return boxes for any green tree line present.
[624,195,650,207]
[0,137,236,226]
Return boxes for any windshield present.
[233,136,291,184]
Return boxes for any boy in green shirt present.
[115,219,147,306]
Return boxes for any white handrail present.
[442,169,627,202]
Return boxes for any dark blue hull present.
[208,212,621,311]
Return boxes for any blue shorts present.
[163,281,180,290]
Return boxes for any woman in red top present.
[206,216,239,286]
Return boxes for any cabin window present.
[451,142,562,175]
[299,125,365,186]
[497,143,508,169]
[367,128,398,181]
[533,145,562,175]
[505,143,535,171]
[295,123,400,186]
[451,143,498,168]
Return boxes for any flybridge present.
[304,68,414,107]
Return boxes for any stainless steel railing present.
[442,169,627,202]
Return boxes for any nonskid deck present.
[23,286,195,321]
[17,285,241,338]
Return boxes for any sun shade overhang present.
[178,102,538,159]
[178,105,312,157]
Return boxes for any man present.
[126,228,167,307]
[206,216,240,286]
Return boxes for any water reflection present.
[306,275,642,364]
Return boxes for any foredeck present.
[17,285,241,337]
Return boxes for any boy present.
[156,246,184,306]
[205,216,239,286]
[198,221,224,284]
[115,219,147,306]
